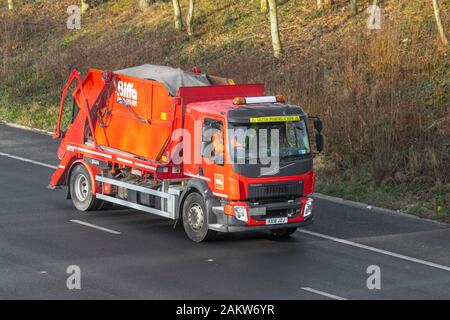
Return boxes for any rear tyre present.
[182,192,216,242]
[269,227,297,239]
[69,164,103,211]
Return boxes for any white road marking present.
[70,219,121,235]
[0,152,57,169]
[298,229,450,272]
[301,287,348,300]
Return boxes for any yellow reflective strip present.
[249,115,300,123]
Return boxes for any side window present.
[202,118,224,165]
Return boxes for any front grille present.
[251,209,300,221]
[247,181,303,200]
[253,209,287,220]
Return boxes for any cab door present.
[200,118,227,199]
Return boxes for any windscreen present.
[228,119,311,164]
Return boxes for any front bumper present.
[208,215,313,233]
[209,198,314,233]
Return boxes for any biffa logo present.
[117,81,138,107]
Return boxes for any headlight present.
[303,198,313,218]
[234,206,248,222]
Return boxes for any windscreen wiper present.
[281,153,306,161]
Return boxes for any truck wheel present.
[269,227,297,239]
[182,192,216,242]
[69,164,103,211]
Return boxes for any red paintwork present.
[178,84,265,106]
[50,69,106,188]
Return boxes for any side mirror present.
[313,117,323,133]
[315,133,324,153]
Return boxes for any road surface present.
[0,123,449,299]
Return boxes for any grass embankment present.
[1,0,449,222]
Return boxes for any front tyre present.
[182,192,216,242]
[269,227,297,239]
[69,164,103,211]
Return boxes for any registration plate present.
[266,217,288,225]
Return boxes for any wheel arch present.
[176,179,219,226]
[66,159,101,198]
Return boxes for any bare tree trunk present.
[8,0,13,10]
[432,0,449,46]
[81,0,90,13]
[186,0,195,36]
[261,0,268,13]
[139,0,150,9]
[268,0,282,59]
[172,0,183,30]
[350,0,357,15]
[317,0,322,10]
[371,0,378,13]
[318,0,333,9]
[369,0,378,24]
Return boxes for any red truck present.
[50,64,323,242]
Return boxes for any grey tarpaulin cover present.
[115,64,211,96]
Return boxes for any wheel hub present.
[188,203,204,232]
[74,173,89,202]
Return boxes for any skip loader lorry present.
[49,64,324,242]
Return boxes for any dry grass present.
[0,0,449,220]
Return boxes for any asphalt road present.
[0,123,449,299]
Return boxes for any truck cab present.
[180,96,321,241]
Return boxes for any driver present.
[212,127,224,157]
